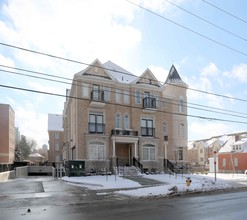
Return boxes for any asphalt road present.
[1,176,247,220]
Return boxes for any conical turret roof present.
[165,65,187,86]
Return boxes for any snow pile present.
[62,173,247,198]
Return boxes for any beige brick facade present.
[63,59,188,173]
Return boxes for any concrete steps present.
[114,166,142,177]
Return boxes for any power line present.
[202,0,247,24]
[1,83,247,125]
[1,41,247,106]
[163,0,247,42]
[2,65,247,120]
[125,0,247,57]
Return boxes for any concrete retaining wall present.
[15,166,28,177]
[0,170,15,181]
[28,166,53,175]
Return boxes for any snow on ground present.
[62,173,247,198]
[62,175,141,190]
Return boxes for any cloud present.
[189,121,232,141]
[224,63,247,83]
[201,62,219,77]
[148,65,169,83]
[10,100,48,147]
[1,0,142,71]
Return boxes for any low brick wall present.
[0,170,15,181]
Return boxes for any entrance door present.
[116,143,131,166]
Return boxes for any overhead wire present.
[1,83,247,125]
[1,65,247,120]
[163,0,247,42]
[125,0,247,57]
[1,43,247,105]
[202,0,247,24]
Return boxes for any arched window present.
[115,113,121,128]
[179,96,184,112]
[180,123,185,138]
[124,114,129,129]
[163,122,168,134]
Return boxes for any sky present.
[0,0,247,148]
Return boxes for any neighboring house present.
[0,103,15,163]
[28,153,45,165]
[48,114,64,164]
[218,138,247,173]
[63,59,188,173]
[188,132,247,172]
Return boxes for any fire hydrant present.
[186,177,192,188]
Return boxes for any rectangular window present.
[135,90,141,104]
[89,113,104,133]
[223,158,226,167]
[179,96,184,112]
[55,132,59,139]
[83,83,89,97]
[200,149,203,154]
[103,86,110,101]
[141,118,154,136]
[92,84,100,100]
[123,90,129,104]
[178,147,183,160]
[153,92,158,107]
[143,146,155,161]
[234,158,238,167]
[55,143,59,151]
[116,89,121,103]
[180,123,185,138]
[89,143,105,160]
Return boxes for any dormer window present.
[232,144,242,151]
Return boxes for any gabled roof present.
[76,59,115,81]
[165,65,187,86]
[132,68,162,88]
[103,60,137,83]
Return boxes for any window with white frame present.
[234,158,238,167]
[103,86,110,101]
[143,145,155,161]
[135,90,141,104]
[82,83,89,97]
[179,96,184,112]
[223,158,226,167]
[124,114,129,129]
[115,113,121,128]
[88,142,105,160]
[115,88,121,103]
[123,90,130,104]
[180,123,185,138]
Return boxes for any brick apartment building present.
[62,59,188,173]
[48,114,64,164]
[0,103,15,163]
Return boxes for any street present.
[0,176,247,220]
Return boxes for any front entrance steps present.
[114,166,142,177]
